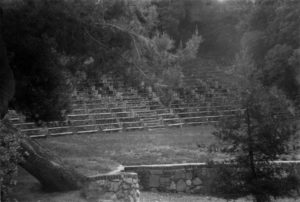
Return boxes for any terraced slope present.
[8,62,241,138]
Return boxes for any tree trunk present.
[0,7,15,119]
[18,134,87,191]
[0,7,87,192]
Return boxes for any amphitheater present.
[8,61,300,201]
[8,62,242,138]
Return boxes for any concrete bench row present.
[8,71,243,137]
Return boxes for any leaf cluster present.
[212,85,299,201]
[242,0,300,99]
[0,119,20,201]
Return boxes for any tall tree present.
[242,0,300,99]
[211,48,299,202]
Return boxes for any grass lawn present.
[37,125,225,175]
[9,125,222,201]
[9,125,300,201]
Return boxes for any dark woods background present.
[0,0,299,122]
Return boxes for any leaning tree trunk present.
[1,120,87,192]
[0,6,87,193]
[18,134,87,191]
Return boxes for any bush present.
[0,119,20,201]
[212,87,299,202]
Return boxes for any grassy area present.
[9,125,222,201]
[37,125,225,175]
[9,125,300,201]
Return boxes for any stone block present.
[122,183,130,190]
[82,181,105,201]
[186,179,192,186]
[149,175,160,188]
[192,177,202,186]
[195,170,202,178]
[97,179,106,185]
[132,182,139,189]
[176,179,186,192]
[163,170,175,177]
[191,185,203,194]
[169,181,176,191]
[116,190,125,198]
[124,178,133,184]
[150,169,163,175]
[185,172,193,180]
[159,177,170,186]
[174,170,186,180]
[109,181,120,192]
[201,168,208,176]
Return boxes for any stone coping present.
[88,172,138,181]
[124,161,300,169]
[125,163,206,169]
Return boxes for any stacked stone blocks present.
[124,162,300,195]
[84,172,140,202]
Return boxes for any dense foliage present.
[0,0,204,120]
[212,87,299,201]
[241,0,300,99]
[211,17,300,199]
[154,0,250,63]
[0,119,20,201]
[1,0,146,121]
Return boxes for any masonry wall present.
[124,162,300,195]
[83,172,140,202]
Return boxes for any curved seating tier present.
[9,70,242,138]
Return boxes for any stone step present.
[14,122,36,129]
[77,129,99,134]
[163,118,182,125]
[50,131,73,137]
[161,113,177,119]
[146,123,165,129]
[142,117,160,122]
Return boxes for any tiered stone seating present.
[162,58,242,126]
[8,65,243,138]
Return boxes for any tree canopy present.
[241,0,300,99]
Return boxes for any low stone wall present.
[124,163,213,194]
[124,162,300,195]
[83,172,140,202]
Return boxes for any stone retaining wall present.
[124,163,213,194]
[124,162,300,195]
[83,172,140,202]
